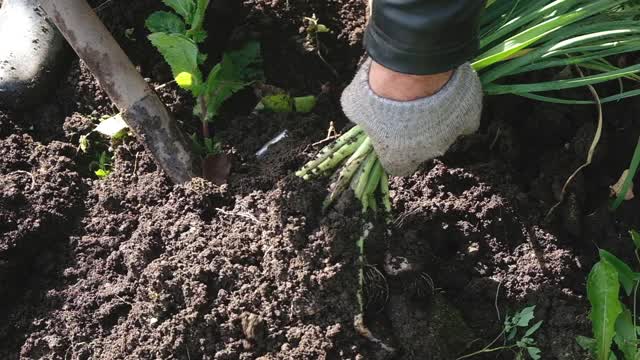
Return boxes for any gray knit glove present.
[341,59,483,176]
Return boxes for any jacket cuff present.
[363,0,483,75]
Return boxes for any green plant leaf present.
[95,168,111,178]
[190,29,208,43]
[188,0,209,34]
[162,0,195,24]
[525,320,543,337]
[507,326,518,341]
[599,249,638,296]
[201,41,263,120]
[614,308,637,360]
[576,335,597,353]
[515,306,537,327]
[587,259,623,360]
[148,33,202,92]
[527,346,541,360]
[631,230,640,250]
[225,41,264,82]
[145,11,186,34]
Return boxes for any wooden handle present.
[39,0,199,183]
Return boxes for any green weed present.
[91,151,112,179]
[146,0,263,155]
[578,230,640,360]
[457,305,543,360]
[79,114,130,179]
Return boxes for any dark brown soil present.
[2,0,640,359]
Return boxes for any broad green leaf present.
[188,0,209,34]
[148,33,202,92]
[95,114,128,138]
[201,41,263,120]
[631,230,640,250]
[225,41,264,82]
[202,58,245,120]
[145,11,186,34]
[162,0,195,24]
[516,306,537,327]
[588,260,623,360]
[527,346,542,360]
[525,320,544,337]
[599,249,637,296]
[614,308,637,360]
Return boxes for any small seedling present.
[301,14,329,53]
[79,114,130,179]
[577,231,640,360]
[301,14,338,78]
[91,151,112,179]
[457,305,543,359]
[146,0,263,161]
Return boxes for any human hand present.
[340,59,483,176]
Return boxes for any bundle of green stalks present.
[297,0,640,214]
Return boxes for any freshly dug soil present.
[2,0,640,359]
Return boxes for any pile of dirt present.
[1,0,640,359]
[0,134,85,313]
[3,129,370,359]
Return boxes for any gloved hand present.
[341,59,483,176]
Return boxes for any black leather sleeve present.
[364,0,485,75]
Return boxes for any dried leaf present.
[610,169,634,201]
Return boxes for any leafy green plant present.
[300,14,337,78]
[298,0,640,213]
[79,114,130,179]
[457,305,543,359]
[92,151,113,179]
[146,0,263,155]
[577,231,640,360]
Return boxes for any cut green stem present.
[323,137,372,210]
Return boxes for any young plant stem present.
[361,160,383,211]
[199,95,210,139]
[634,280,638,332]
[352,152,378,201]
[323,137,372,210]
[295,126,364,178]
[312,132,366,178]
[456,330,509,359]
[379,172,391,214]
[456,344,516,360]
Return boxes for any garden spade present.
[38,0,199,184]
